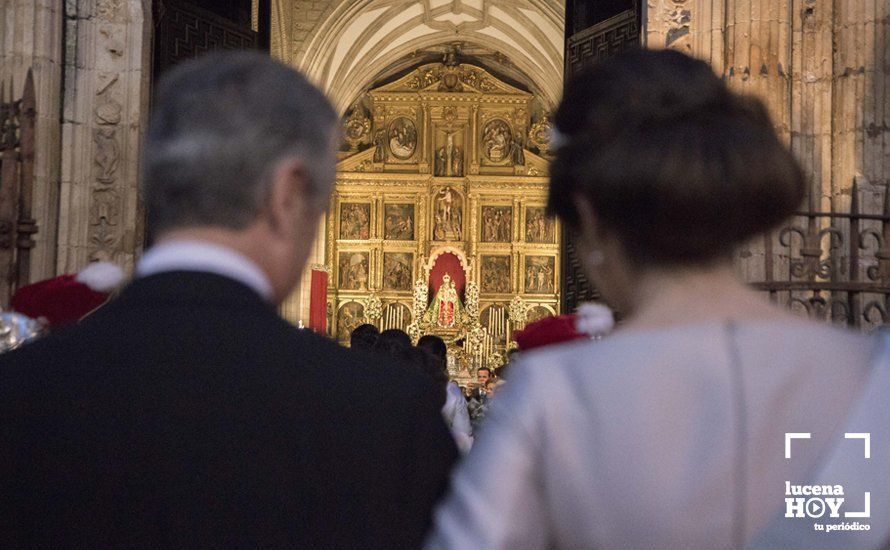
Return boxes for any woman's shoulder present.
[515,318,879,384]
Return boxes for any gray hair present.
[141,51,338,238]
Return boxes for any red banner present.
[309,269,328,334]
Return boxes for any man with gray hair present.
[0,52,457,548]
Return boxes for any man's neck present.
[139,231,275,302]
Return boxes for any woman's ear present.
[572,194,603,246]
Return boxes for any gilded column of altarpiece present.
[329,60,558,380]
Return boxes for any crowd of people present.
[348,323,513,454]
[1,47,889,549]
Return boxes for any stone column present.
[0,0,64,281]
[57,0,151,274]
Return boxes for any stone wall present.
[1,0,64,282]
[1,0,150,283]
[1,0,150,282]
[648,0,890,296]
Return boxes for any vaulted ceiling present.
[275,0,565,113]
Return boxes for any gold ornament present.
[528,116,553,156]
[364,293,383,320]
[508,295,526,324]
[343,101,371,151]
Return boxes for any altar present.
[324,53,561,381]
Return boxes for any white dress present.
[426,320,890,549]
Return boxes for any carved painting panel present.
[337,301,365,344]
[388,117,417,160]
[384,204,415,240]
[525,256,556,294]
[383,252,414,291]
[481,206,512,243]
[339,202,370,240]
[525,207,555,243]
[527,305,553,323]
[480,255,511,293]
[338,252,369,290]
[482,119,513,163]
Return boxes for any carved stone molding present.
[58,0,150,273]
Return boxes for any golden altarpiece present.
[327,57,559,383]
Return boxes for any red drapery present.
[309,269,328,333]
[428,252,465,303]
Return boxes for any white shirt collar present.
[136,239,274,302]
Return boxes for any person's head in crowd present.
[476,366,492,388]
[486,379,506,398]
[417,334,448,376]
[395,346,448,409]
[142,51,338,305]
[373,328,412,356]
[350,323,379,352]
[548,49,804,316]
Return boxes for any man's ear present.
[267,157,309,236]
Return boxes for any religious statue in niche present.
[483,119,513,163]
[388,117,417,160]
[511,130,526,165]
[337,301,365,344]
[339,203,370,240]
[383,252,413,291]
[481,256,511,293]
[525,256,555,294]
[384,204,414,240]
[481,206,512,242]
[525,207,555,243]
[433,186,462,241]
[338,252,369,290]
[426,273,464,328]
[435,129,464,177]
[373,129,387,162]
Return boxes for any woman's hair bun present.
[548,48,804,266]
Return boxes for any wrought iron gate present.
[752,182,890,330]
[0,69,38,308]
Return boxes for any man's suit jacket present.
[0,272,458,549]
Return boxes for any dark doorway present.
[560,0,641,313]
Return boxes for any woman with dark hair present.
[418,334,474,453]
[427,49,890,548]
